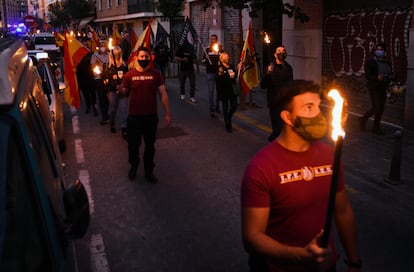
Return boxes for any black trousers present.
[222,95,238,128]
[95,79,109,120]
[268,107,282,141]
[127,114,158,175]
[362,85,387,130]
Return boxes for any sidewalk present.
[164,71,414,196]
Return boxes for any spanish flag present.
[128,19,153,69]
[239,21,259,95]
[54,31,65,47]
[63,31,89,109]
[112,26,122,46]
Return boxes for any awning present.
[78,17,95,29]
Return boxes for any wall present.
[283,0,323,83]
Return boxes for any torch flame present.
[93,65,101,75]
[328,89,345,141]
[213,43,219,52]
[264,32,271,44]
[108,38,113,50]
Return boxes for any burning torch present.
[320,89,347,247]
[263,31,271,65]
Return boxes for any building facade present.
[91,0,414,129]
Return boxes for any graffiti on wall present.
[324,8,412,83]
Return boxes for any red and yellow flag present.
[54,31,65,47]
[239,21,259,95]
[89,27,100,52]
[112,26,122,46]
[63,31,89,109]
[128,19,153,69]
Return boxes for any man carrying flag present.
[174,17,198,103]
[63,31,89,109]
[238,21,259,95]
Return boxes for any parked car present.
[28,49,67,153]
[0,37,89,271]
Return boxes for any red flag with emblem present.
[239,21,259,95]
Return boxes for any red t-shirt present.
[122,68,164,115]
[241,140,344,271]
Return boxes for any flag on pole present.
[63,31,89,109]
[177,17,198,52]
[129,28,138,50]
[54,31,64,47]
[128,19,153,69]
[112,26,122,46]
[88,26,100,52]
[239,21,259,95]
[154,20,169,48]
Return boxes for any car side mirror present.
[63,179,90,239]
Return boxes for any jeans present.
[108,92,128,128]
[206,73,218,112]
[127,114,158,175]
[179,70,195,98]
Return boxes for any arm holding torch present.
[319,89,361,268]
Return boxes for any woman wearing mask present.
[216,52,238,133]
[104,46,129,138]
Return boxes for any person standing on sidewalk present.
[260,45,293,142]
[241,80,361,272]
[174,46,197,103]
[103,46,129,137]
[360,41,393,135]
[121,46,171,183]
[202,34,224,118]
[91,41,110,124]
[217,52,238,133]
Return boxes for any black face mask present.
[138,59,150,68]
[277,52,287,61]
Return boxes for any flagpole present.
[198,36,212,65]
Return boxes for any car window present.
[0,121,55,271]
[37,64,52,104]
[35,36,55,45]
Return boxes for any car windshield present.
[35,37,55,45]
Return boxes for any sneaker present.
[128,166,137,181]
[145,173,158,183]
[190,97,197,103]
[180,95,185,100]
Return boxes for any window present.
[98,0,102,10]
[116,0,121,6]
[108,0,112,8]
[0,123,54,271]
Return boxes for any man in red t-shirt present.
[241,80,361,271]
[121,46,171,183]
